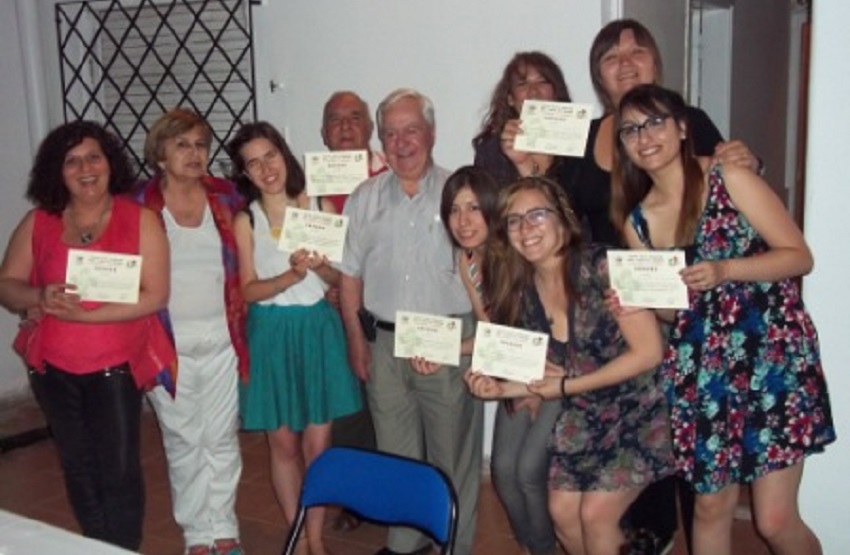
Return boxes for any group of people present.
[0,17,835,555]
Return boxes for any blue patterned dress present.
[629,165,836,494]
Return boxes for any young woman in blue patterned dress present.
[227,122,361,555]
[465,176,674,555]
[611,84,835,555]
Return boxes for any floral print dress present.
[629,165,836,494]
[519,245,674,491]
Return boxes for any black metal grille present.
[55,0,257,178]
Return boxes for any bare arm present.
[234,211,308,303]
[681,164,812,291]
[0,211,40,314]
[528,308,664,399]
[339,272,370,381]
[464,369,532,399]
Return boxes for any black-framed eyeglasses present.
[618,114,671,144]
[505,207,556,232]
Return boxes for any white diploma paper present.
[65,249,142,304]
[278,208,349,263]
[607,249,689,309]
[304,150,369,197]
[393,311,463,366]
[471,322,549,384]
[513,100,594,157]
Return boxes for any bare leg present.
[267,426,304,523]
[751,462,822,555]
[692,484,739,555]
[580,488,642,555]
[549,490,585,555]
[302,423,333,555]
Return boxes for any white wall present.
[0,1,42,402]
[251,0,603,170]
[799,3,850,552]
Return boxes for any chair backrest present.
[299,447,457,551]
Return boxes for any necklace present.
[67,198,112,246]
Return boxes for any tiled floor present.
[0,395,768,555]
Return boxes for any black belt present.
[376,320,395,332]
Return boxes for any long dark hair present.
[611,84,704,245]
[473,51,571,146]
[226,121,305,203]
[488,176,584,327]
[27,121,134,214]
[440,166,501,249]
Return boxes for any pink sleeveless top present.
[18,196,175,389]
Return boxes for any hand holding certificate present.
[471,322,549,384]
[278,208,349,263]
[394,311,462,367]
[304,150,369,197]
[513,100,594,158]
[65,249,142,304]
[607,249,689,309]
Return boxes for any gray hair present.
[376,88,435,129]
[322,90,371,125]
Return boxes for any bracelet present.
[560,374,569,398]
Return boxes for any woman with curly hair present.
[0,121,174,550]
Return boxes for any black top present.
[572,106,723,247]
[473,134,581,204]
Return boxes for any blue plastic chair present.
[281,446,458,555]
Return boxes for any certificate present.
[393,311,462,366]
[65,249,142,304]
[278,208,349,263]
[471,322,548,384]
[607,249,689,309]
[304,150,369,197]
[513,100,594,157]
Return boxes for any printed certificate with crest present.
[65,249,142,304]
[471,322,549,384]
[513,100,594,157]
[607,249,689,309]
[393,311,463,366]
[278,208,349,263]
[304,150,369,197]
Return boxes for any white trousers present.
[148,320,242,547]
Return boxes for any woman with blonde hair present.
[137,107,248,555]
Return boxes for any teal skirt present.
[240,299,361,432]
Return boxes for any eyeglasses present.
[618,114,671,144]
[505,207,556,232]
[244,150,281,175]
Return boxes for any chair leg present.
[282,508,308,555]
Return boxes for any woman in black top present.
[576,19,758,247]
[473,51,581,199]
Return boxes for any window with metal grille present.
[55,0,257,179]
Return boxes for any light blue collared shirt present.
[340,165,471,321]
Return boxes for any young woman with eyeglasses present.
[465,176,674,555]
[611,84,835,555]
